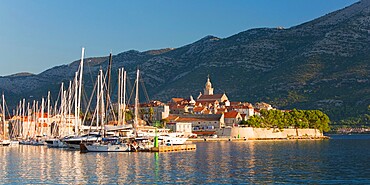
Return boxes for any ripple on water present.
[1,136,370,184]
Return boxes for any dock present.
[188,136,330,142]
[150,144,196,152]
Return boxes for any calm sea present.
[1,135,370,184]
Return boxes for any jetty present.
[150,144,196,152]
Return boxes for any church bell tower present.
[204,75,214,95]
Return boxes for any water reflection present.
[1,137,370,184]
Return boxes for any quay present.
[188,136,330,142]
[150,144,196,152]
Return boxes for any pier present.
[150,144,196,152]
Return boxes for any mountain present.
[1,0,370,125]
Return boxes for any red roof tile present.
[224,111,239,118]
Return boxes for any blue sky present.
[0,0,358,76]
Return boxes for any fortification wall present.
[216,127,323,139]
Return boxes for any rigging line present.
[140,76,150,103]
[110,70,119,103]
[82,74,98,129]
[127,78,136,107]
[85,58,96,91]
[126,73,133,104]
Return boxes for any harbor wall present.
[216,127,323,139]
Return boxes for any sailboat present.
[83,66,151,152]
[82,59,131,152]
[58,48,102,149]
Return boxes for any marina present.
[1,0,370,184]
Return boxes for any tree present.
[149,107,154,123]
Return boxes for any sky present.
[0,0,359,76]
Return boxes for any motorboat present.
[45,138,68,148]
[158,133,188,145]
[0,139,11,146]
[64,133,101,149]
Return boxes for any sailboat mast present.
[123,69,126,125]
[74,72,78,135]
[100,69,105,136]
[27,102,30,139]
[41,97,44,136]
[2,94,5,139]
[134,68,139,130]
[68,81,72,135]
[47,91,50,137]
[118,68,121,125]
[22,98,25,138]
[105,52,112,122]
[96,73,100,130]
[77,47,84,134]
[32,100,36,138]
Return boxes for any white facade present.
[166,122,192,137]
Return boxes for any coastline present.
[188,136,330,142]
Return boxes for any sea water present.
[1,135,370,184]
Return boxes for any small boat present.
[19,140,32,145]
[31,139,45,146]
[64,133,101,149]
[0,139,11,146]
[45,138,68,148]
[9,140,19,146]
[158,134,188,145]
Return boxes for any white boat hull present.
[159,136,188,145]
[84,143,130,152]
[0,140,11,146]
[64,135,101,150]
[46,139,68,148]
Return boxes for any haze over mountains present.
[1,0,370,124]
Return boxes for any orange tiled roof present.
[165,115,180,121]
[176,117,220,122]
[224,111,239,118]
[193,107,206,112]
[198,94,224,100]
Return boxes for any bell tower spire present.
[204,75,214,95]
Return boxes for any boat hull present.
[0,140,11,146]
[46,139,68,148]
[84,143,130,152]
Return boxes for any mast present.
[41,97,44,136]
[117,67,126,125]
[63,90,67,136]
[36,100,39,136]
[61,83,64,136]
[27,102,30,139]
[74,72,78,135]
[96,73,100,130]
[32,100,36,138]
[118,68,121,125]
[134,68,139,131]
[100,69,105,136]
[68,81,72,135]
[2,94,5,139]
[77,47,84,134]
[123,69,126,125]
[22,98,25,138]
[47,91,50,137]
[105,52,112,123]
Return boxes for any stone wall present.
[216,127,323,139]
